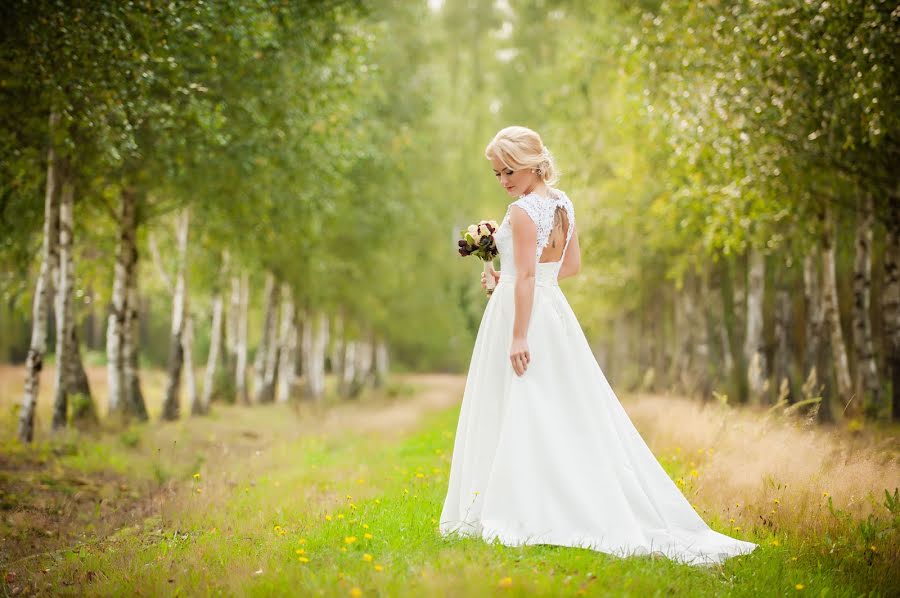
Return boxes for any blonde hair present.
[484,125,560,186]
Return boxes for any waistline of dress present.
[496,274,559,288]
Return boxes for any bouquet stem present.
[484,260,496,295]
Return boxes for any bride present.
[438,125,758,566]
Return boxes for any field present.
[1,365,898,596]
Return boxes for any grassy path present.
[1,372,898,596]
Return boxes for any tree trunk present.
[123,249,147,421]
[802,250,832,422]
[374,337,389,388]
[201,251,228,411]
[744,248,768,404]
[330,308,344,375]
[51,174,75,429]
[725,254,749,403]
[773,279,793,405]
[161,208,190,421]
[18,112,60,442]
[107,189,138,418]
[186,313,201,415]
[253,272,279,404]
[853,193,881,417]
[883,196,900,421]
[276,284,297,403]
[821,203,854,414]
[339,339,357,399]
[236,270,250,405]
[303,310,328,400]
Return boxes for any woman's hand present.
[509,335,530,376]
[480,269,501,290]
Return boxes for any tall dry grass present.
[624,392,900,539]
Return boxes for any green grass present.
[3,400,896,597]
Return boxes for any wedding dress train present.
[438,188,758,566]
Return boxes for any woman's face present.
[491,154,537,197]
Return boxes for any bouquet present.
[458,219,500,294]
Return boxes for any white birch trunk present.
[185,312,200,415]
[852,194,880,416]
[51,176,75,429]
[107,189,138,417]
[162,208,190,420]
[374,337,389,388]
[201,251,228,411]
[253,272,278,403]
[302,310,329,400]
[123,249,147,420]
[236,271,250,404]
[18,112,60,442]
[340,340,357,399]
[822,204,854,412]
[330,309,344,375]
[276,284,297,403]
[744,248,768,404]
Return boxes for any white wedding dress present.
[439,188,759,566]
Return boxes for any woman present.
[438,125,758,566]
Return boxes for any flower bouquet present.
[458,219,500,295]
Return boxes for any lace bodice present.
[494,187,575,285]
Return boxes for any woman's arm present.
[509,205,536,375]
[557,224,581,280]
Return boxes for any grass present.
[0,366,898,596]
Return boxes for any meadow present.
[1,365,898,596]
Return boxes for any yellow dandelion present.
[729,518,735,523]
[734,526,741,532]
[374,564,383,572]
[346,494,353,500]
[345,536,358,544]
[325,515,333,521]
[196,488,203,494]
[473,490,480,496]
[416,473,425,478]
[337,514,345,519]
[869,545,877,552]
[822,492,829,498]
[791,556,798,561]
[795,583,804,590]
[498,576,513,588]
[350,587,362,597]
[773,498,781,505]
[403,488,409,495]
[431,518,437,524]
[690,469,699,478]
[349,503,357,510]
[770,539,780,546]
[193,473,201,480]
[274,525,282,531]
[363,553,373,562]
[364,533,373,539]
[298,556,310,563]
[735,503,741,508]
[375,499,381,504]
[357,478,366,484]
[296,548,306,554]
[298,538,307,544]
[341,547,347,552]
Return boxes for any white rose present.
[467,224,482,243]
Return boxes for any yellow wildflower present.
[298,556,309,563]
[196,488,203,494]
[769,539,780,546]
[869,545,877,552]
[416,473,425,478]
[498,576,513,588]
[350,588,362,597]
[729,518,735,523]
[325,515,333,521]
[363,553,373,562]
[374,564,383,572]
[193,473,201,480]
[337,514,345,519]
[298,538,307,544]
[345,536,358,544]
[364,533,373,539]
[690,469,699,478]
[795,583,804,590]
[296,548,306,555]
[773,498,781,505]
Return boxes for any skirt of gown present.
[438,273,759,567]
